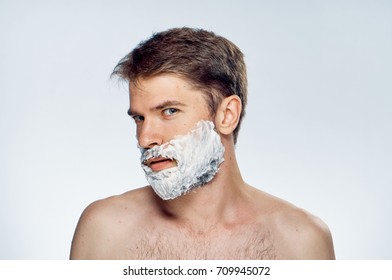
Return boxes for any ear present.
[215,95,242,137]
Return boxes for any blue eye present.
[163,108,178,116]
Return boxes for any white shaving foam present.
[139,120,225,200]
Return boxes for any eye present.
[162,108,178,116]
[132,115,144,123]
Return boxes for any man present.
[70,27,335,259]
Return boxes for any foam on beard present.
[139,120,225,200]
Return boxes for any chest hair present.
[125,226,276,260]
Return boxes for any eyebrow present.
[127,100,186,116]
[154,100,186,110]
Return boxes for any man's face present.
[129,74,212,172]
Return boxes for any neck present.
[158,144,247,231]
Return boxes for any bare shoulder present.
[250,188,335,260]
[70,186,156,259]
[273,205,335,259]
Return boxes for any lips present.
[143,156,176,172]
[144,156,169,166]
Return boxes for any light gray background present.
[1,0,391,259]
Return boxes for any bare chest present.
[121,226,276,260]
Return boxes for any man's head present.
[112,27,247,144]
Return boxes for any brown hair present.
[111,27,247,144]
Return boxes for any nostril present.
[138,137,161,150]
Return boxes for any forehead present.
[129,74,208,108]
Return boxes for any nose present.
[137,119,163,149]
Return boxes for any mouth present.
[143,157,177,172]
